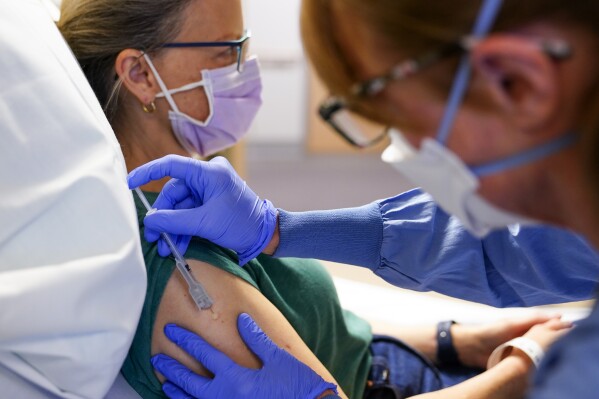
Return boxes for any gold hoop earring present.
[142,101,156,113]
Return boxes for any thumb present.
[236,313,279,364]
[144,208,209,237]
[128,155,198,189]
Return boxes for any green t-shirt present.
[122,192,372,398]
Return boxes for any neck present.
[115,104,187,193]
[532,145,599,249]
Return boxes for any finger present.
[144,208,208,236]
[159,234,192,256]
[209,156,233,168]
[508,313,557,331]
[175,234,192,256]
[522,313,555,324]
[236,313,279,364]
[162,381,195,399]
[170,198,195,254]
[548,319,574,330]
[543,318,565,329]
[164,324,235,374]
[560,320,574,329]
[153,179,195,211]
[151,354,209,398]
[145,193,195,249]
[128,155,200,189]
[175,196,197,211]
[157,237,173,257]
[144,226,161,244]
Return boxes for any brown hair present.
[57,0,193,123]
[301,0,599,198]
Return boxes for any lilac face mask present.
[144,54,262,157]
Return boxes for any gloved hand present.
[151,313,339,399]
[127,155,277,265]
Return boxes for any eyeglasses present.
[319,41,465,148]
[161,29,251,72]
[319,36,571,149]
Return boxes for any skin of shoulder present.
[151,257,345,395]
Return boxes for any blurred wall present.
[243,0,307,145]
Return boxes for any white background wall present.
[243,0,307,145]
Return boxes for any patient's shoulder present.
[185,237,258,287]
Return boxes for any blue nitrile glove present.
[152,191,195,260]
[151,313,339,399]
[127,155,277,265]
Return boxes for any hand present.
[128,155,278,265]
[493,318,573,372]
[451,314,565,369]
[151,314,338,399]
[520,318,573,352]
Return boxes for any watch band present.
[436,320,460,366]
[487,337,545,369]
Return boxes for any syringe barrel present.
[174,258,198,285]
[189,284,214,309]
[133,189,213,310]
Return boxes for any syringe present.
[134,188,214,312]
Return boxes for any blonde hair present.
[301,0,599,196]
[58,0,192,123]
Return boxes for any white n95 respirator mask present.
[382,130,537,237]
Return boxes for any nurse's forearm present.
[270,203,383,268]
[386,325,437,362]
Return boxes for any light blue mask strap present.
[436,0,504,144]
[470,133,578,177]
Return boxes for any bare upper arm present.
[151,258,345,396]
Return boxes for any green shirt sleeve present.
[123,192,372,399]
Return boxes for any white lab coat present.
[0,0,147,398]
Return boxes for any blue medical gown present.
[276,188,599,398]
[275,188,599,307]
[529,299,599,399]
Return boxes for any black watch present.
[436,320,461,366]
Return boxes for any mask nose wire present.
[435,0,504,145]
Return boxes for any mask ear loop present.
[158,80,207,97]
[435,0,504,145]
[470,132,578,176]
[145,52,218,126]
[143,53,182,113]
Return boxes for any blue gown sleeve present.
[528,299,599,399]
[275,188,599,307]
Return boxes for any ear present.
[469,34,560,134]
[114,49,160,105]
